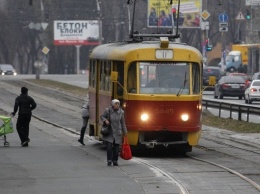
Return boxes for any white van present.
[0,64,17,75]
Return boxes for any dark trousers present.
[107,140,119,162]
[79,117,89,141]
[16,114,31,144]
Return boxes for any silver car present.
[245,80,260,104]
[0,64,17,75]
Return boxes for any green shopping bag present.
[0,116,14,136]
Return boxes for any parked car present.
[0,64,17,75]
[203,66,224,88]
[228,72,251,87]
[214,76,246,99]
[251,72,260,81]
[244,80,260,104]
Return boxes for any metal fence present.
[203,99,260,122]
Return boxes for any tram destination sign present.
[155,50,173,59]
[54,20,99,46]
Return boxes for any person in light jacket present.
[100,99,127,166]
[78,95,89,145]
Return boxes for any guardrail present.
[202,98,260,122]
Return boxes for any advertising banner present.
[54,20,99,45]
[148,0,201,29]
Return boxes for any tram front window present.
[139,62,190,94]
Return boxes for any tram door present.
[112,62,124,103]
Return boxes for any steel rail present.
[189,156,260,192]
[133,158,190,194]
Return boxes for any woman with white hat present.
[100,99,127,166]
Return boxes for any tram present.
[88,0,203,153]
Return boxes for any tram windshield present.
[139,62,192,94]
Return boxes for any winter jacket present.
[13,94,37,115]
[100,107,127,145]
[81,96,89,118]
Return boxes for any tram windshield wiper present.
[176,72,187,97]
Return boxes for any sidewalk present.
[0,110,144,194]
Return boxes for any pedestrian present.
[100,99,127,166]
[11,87,37,147]
[78,96,89,146]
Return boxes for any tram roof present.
[89,41,201,61]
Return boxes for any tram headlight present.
[181,114,189,122]
[141,113,149,121]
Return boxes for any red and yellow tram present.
[88,36,203,153]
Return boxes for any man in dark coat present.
[11,87,37,147]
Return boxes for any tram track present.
[198,136,260,155]
[188,155,260,192]
[1,80,260,193]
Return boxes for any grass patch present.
[202,109,260,133]
[26,79,87,96]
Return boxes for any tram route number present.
[156,50,173,59]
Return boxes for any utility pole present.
[218,0,228,72]
[34,0,46,79]
[75,45,81,74]
[201,1,210,65]
[96,0,102,45]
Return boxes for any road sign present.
[41,23,49,30]
[246,0,260,6]
[219,13,228,23]
[201,21,209,30]
[35,23,41,30]
[236,12,245,20]
[201,10,210,20]
[42,47,50,55]
[29,22,35,29]
[219,23,228,32]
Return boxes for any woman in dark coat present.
[100,99,127,166]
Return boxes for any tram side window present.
[192,63,200,94]
[93,61,97,88]
[100,61,105,90]
[89,60,96,88]
[104,62,111,91]
[115,62,124,96]
[127,63,137,93]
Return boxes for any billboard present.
[148,0,201,29]
[54,20,99,45]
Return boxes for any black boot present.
[78,127,86,145]
[78,139,85,145]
